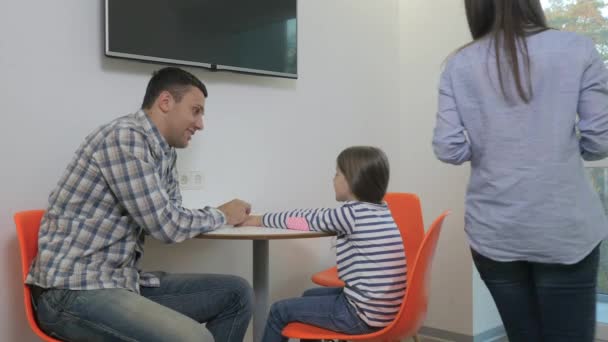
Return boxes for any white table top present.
[196,226,335,240]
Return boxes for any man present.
[26,67,254,341]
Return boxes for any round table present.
[197,226,334,342]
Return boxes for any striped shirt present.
[26,110,226,293]
[263,201,407,327]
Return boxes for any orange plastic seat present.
[310,265,344,287]
[283,211,450,342]
[15,210,63,342]
[312,192,425,287]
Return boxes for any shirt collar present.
[136,109,172,156]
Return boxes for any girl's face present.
[333,167,355,202]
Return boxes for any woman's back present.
[434,29,608,263]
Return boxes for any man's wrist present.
[204,206,228,228]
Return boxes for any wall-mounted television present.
[105,0,297,78]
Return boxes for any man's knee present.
[156,323,212,342]
[225,275,254,314]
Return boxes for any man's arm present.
[165,150,250,226]
[95,128,225,243]
[166,152,183,204]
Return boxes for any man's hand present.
[217,199,251,226]
[236,215,263,227]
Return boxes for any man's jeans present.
[472,246,599,342]
[33,272,254,342]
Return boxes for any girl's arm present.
[265,206,355,234]
[240,206,356,235]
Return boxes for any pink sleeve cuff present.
[286,217,310,231]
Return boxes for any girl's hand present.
[236,215,263,227]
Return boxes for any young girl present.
[241,146,407,342]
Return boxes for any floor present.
[418,335,508,342]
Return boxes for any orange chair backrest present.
[363,210,449,342]
[384,192,425,282]
[14,210,62,342]
[15,210,45,281]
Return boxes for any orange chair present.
[15,210,63,342]
[282,210,450,342]
[311,192,425,288]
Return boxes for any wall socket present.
[179,171,205,190]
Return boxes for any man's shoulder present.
[104,112,148,138]
[84,113,149,149]
[113,112,147,130]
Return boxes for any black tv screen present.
[105,0,297,78]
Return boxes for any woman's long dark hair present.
[464,0,550,103]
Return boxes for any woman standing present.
[433,1,608,341]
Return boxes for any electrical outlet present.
[180,171,205,190]
[189,171,204,190]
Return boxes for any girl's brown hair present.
[337,146,390,204]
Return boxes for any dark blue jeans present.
[33,272,254,342]
[262,287,377,342]
[472,245,600,342]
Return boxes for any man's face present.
[164,86,205,148]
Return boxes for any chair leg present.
[412,334,421,342]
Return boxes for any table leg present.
[253,240,269,342]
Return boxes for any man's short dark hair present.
[141,67,208,109]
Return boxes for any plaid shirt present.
[26,111,225,292]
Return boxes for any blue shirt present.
[433,30,608,264]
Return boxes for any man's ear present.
[157,91,174,113]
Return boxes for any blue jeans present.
[33,272,254,342]
[262,287,377,342]
[472,245,599,342]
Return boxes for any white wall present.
[397,1,503,337]
[398,0,474,336]
[141,0,403,339]
[0,0,502,341]
[0,1,400,341]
